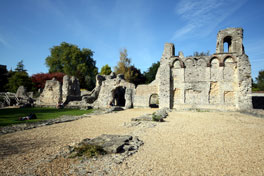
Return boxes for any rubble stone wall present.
[133,28,252,110]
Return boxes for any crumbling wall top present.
[216,27,244,55]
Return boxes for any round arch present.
[149,93,159,108]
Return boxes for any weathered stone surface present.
[62,75,81,104]
[35,28,252,111]
[69,134,143,163]
[36,78,62,105]
[134,27,252,111]
[131,108,170,122]
[16,86,28,98]
[131,114,153,121]
[94,74,135,108]
[155,107,170,118]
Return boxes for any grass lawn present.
[0,107,93,126]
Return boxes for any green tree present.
[100,64,112,75]
[45,42,98,90]
[114,48,130,75]
[143,61,160,84]
[15,60,27,72]
[255,70,264,91]
[6,61,32,92]
[125,65,145,85]
[0,65,8,92]
[114,48,145,85]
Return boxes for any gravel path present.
[1,109,264,175]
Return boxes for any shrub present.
[70,144,107,158]
[31,72,65,90]
[152,113,164,122]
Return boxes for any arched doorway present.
[111,86,126,106]
[149,94,159,108]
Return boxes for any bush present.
[152,113,164,122]
[31,72,65,90]
[70,144,107,158]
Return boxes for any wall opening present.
[149,94,159,108]
[223,36,232,53]
[111,86,126,106]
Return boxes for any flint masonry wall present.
[134,28,252,110]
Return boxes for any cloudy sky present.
[0,0,263,79]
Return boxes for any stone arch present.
[111,86,126,106]
[149,93,159,108]
[223,56,237,81]
[185,58,195,67]
[210,57,220,80]
[208,56,221,67]
[196,58,206,66]
[172,58,185,68]
[223,55,236,66]
[223,36,232,53]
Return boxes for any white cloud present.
[173,0,247,40]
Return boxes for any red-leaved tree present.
[31,72,65,89]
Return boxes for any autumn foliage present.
[31,72,65,89]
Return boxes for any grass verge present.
[0,107,93,126]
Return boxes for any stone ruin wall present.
[93,74,135,109]
[134,28,252,111]
[36,76,81,106]
[36,28,252,111]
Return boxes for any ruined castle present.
[37,28,252,111]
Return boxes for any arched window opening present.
[149,94,159,108]
[111,86,126,107]
[223,36,232,53]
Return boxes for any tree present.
[255,70,264,91]
[114,48,145,85]
[31,72,65,90]
[188,51,210,57]
[45,42,98,90]
[0,65,8,92]
[15,60,27,72]
[6,61,32,92]
[100,64,112,75]
[125,65,145,85]
[114,48,131,75]
[143,61,160,84]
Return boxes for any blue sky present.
[0,0,263,79]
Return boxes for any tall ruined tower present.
[157,28,252,110]
[215,28,252,110]
[216,28,244,55]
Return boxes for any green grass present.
[0,107,93,126]
[69,144,107,158]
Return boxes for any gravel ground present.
[1,108,264,175]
